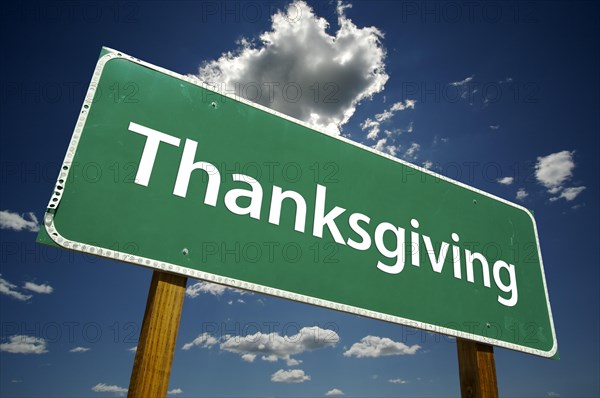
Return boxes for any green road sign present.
[38,47,557,357]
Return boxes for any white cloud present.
[183,326,338,365]
[489,125,500,130]
[198,0,388,135]
[70,347,90,353]
[23,282,54,294]
[389,378,408,384]
[450,75,474,87]
[185,281,251,298]
[550,186,586,202]
[404,142,420,160]
[168,388,183,395]
[362,100,415,140]
[422,160,433,170]
[0,335,48,354]
[128,346,137,353]
[535,150,575,193]
[0,275,32,301]
[91,383,128,395]
[343,335,420,358]
[516,188,528,201]
[271,369,310,383]
[497,176,514,185]
[371,138,398,157]
[547,392,560,397]
[0,210,39,232]
[325,388,345,396]
[181,332,219,351]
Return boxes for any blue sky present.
[1,1,599,397]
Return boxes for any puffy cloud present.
[198,1,388,135]
[168,388,183,395]
[389,378,408,384]
[182,326,338,365]
[516,188,528,201]
[271,369,310,383]
[70,347,90,353]
[0,335,48,354]
[404,142,420,160]
[422,160,433,170]
[372,138,398,157]
[91,383,127,395]
[0,210,39,232]
[550,186,586,202]
[23,282,53,294]
[343,335,420,358]
[0,275,32,301]
[325,388,345,396]
[535,151,575,192]
[181,332,219,351]
[497,176,514,185]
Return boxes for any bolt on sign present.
[38,47,557,358]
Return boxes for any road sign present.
[38,47,557,357]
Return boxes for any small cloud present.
[535,150,576,193]
[550,186,586,202]
[271,369,310,383]
[547,393,560,397]
[389,378,408,384]
[325,388,345,396]
[497,176,514,185]
[489,125,500,130]
[185,281,251,298]
[181,332,219,351]
[422,160,433,170]
[0,335,48,354]
[23,282,54,294]
[0,210,39,232]
[404,143,420,160]
[343,335,420,358]
[0,275,32,301]
[70,347,90,353]
[11,379,22,383]
[516,188,528,201]
[450,75,474,87]
[91,383,128,395]
[168,388,183,395]
[372,137,398,157]
[128,346,137,353]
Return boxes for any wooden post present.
[456,338,499,398]
[128,271,187,398]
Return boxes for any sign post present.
[128,271,187,398]
[457,339,498,398]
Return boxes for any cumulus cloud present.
[343,336,420,358]
[0,210,39,232]
[23,282,54,294]
[271,369,310,383]
[70,347,90,353]
[0,275,32,301]
[389,378,408,384]
[181,332,219,351]
[197,0,388,134]
[168,388,183,395]
[372,138,398,157]
[535,151,575,193]
[182,326,338,365]
[91,383,128,395]
[450,75,474,87]
[325,388,345,396]
[403,142,420,160]
[497,176,514,185]
[422,160,433,170]
[0,335,48,354]
[516,188,528,201]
